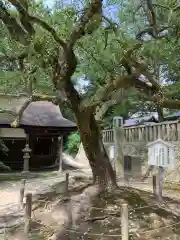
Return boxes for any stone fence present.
[102,120,180,144]
[102,120,180,182]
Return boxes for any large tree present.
[0,0,180,187]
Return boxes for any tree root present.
[85,216,108,222]
[85,212,121,222]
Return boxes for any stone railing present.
[102,120,180,143]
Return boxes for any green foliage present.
[66,132,80,155]
[0,0,180,129]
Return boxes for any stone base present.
[21,171,30,176]
[58,167,63,171]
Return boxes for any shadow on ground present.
[6,183,180,240]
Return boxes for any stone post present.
[121,203,129,240]
[113,116,124,178]
[24,193,32,234]
[158,166,164,201]
[22,144,31,174]
[114,127,124,178]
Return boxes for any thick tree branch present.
[95,99,118,121]
[135,0,169,40]
[29,16,67,48]
[5,0,102,54]
[146,0,157,35]
[151,95,180,109]
[3,0,179,116]
[11,98,32,127]
[126,58,180,108]
[136,26,168,40]
[10,94,62,128]
[82,69,180,110]
[82,43,143,108]
[51,0,103,112]
[133,2,178,112]
[0,1,30,45]
[0,92,65,105]
[68,0,102,47]
[18,1,103,112]
[3,0,104,115]
[127,57,159,89]
[8,0,35,36]
[152,3,180,12]
[5,0,66,49]
[82,75,138,108]
[0,50,29,62]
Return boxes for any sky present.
[44,0,119,21]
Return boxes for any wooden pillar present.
[121,203,128,240]
[58,136,63,172]
[65,172,69,195]
[152,175,157,196]
[24,193,32,234]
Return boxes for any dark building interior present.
[0,99,77,171]
[0,132,61,171]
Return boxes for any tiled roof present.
[0,96,76,128]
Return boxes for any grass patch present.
[0,171,57,182]
[0,174,27,182]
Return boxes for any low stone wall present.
[125,141,180,182]
[104,140,180,182]
[104,142,145,178]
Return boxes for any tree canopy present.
[0,0,179,120]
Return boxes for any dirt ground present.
[1,172,180,240]
[6,181,180,240]
[0,170,91,238]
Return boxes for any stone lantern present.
[113,116,123,128]
[22,144,31,174]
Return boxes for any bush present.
[66,132,80,155]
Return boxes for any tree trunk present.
[75,108,117,188]
[52,49,117,188]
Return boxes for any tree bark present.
[63,77,117,187]
[75,108,117,187]
[51,46,117,188]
